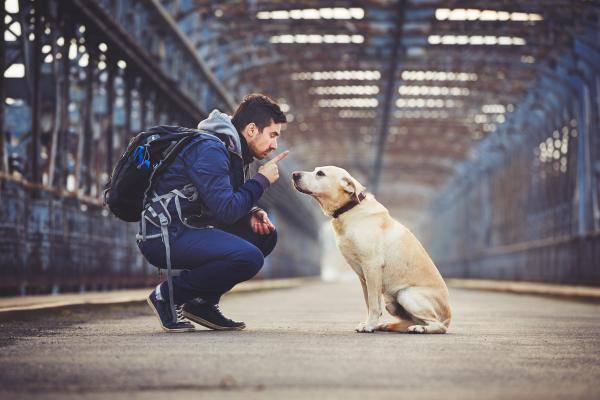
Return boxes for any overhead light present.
[292,70,381,81]
[401,70,477,81]
[428,35,526,46]
[435,8,543,22]
[483,124,497,132]
[396,98,461,108]
[398,85,469,96]
[339,110,377,118]
[521,55,536,64]
[311,85,379,95]
[474,114,489,124]
[318,98,378,108]
[482,104,506,114]
[257,7,364,20]
[270,34,364,44]
[394,110,449,119]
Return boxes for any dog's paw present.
[407,325,427,334]
[355,322,376,333]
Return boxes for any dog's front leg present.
[355,263,383,333]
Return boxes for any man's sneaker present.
[182,301,246,331]
[147,285,195,333]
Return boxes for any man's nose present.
[271,140,278,150]
[292,172,301,181]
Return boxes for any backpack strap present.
[158,212,177,324]
[136,183,204,324]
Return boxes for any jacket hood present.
[197,109,242,157]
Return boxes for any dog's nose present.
[292,172,301,181]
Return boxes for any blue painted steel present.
[422,28,600,284]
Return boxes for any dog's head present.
[292,166,365,216]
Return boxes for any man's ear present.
[340,176,359,201]
[244,123,257,138]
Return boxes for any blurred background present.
[1,0,599,296]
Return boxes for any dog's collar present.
[332,192,367,219]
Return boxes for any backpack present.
[103,126,202,222]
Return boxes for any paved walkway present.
[1,281,599,399]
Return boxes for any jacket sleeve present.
[184,140,264,225]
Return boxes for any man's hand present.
[250,209,275,235]
[258,151,289,184]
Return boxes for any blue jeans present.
[138,221,277,304]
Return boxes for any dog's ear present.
[340,176,359,201]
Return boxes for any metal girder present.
[370,0,406,194]
[0,2,5,173]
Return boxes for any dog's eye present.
[316,170,325,177]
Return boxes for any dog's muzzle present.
[292,177,313,195]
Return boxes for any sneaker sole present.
[182,311,246,331]
[146,297,195,333]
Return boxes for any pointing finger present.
[267,150,289,164]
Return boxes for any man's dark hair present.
[231,93,287,134]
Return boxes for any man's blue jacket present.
[148,110,270,235]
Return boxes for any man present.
[139,94,288,332]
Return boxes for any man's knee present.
[233,245,264,277]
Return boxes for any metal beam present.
[29,1,42,185]
[105,63,115,177]
[146,0,235,110]
[370,0,406,194]
[0,1,5,173]
[66,0,208,121]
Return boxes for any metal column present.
[370,0,406,194]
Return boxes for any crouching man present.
[140,94,288,332]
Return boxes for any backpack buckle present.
[158,213,169,226]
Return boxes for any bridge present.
[1,0,599,398]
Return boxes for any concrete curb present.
[0,277,317,314]
[3,277,597,315]
[448,278,600,301]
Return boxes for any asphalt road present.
[1,281,599,400]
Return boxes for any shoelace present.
[212,304,232,322]
[213,304,224,317]
[175,305,186,323]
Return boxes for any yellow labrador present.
[292,166,451,334]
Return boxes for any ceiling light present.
[339,110,377,118]
[318,98,378,108]
[428,35,526,46]
[270,34,364,44]
[401,70,477,81]
[396,98,461,108]
[435,8,543,22]
[292,70,381,81]
[258,7,364,20]
[398,85,470,96]
[311,85,379,95]
[482,104,506,114]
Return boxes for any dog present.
[292,166,451,334]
